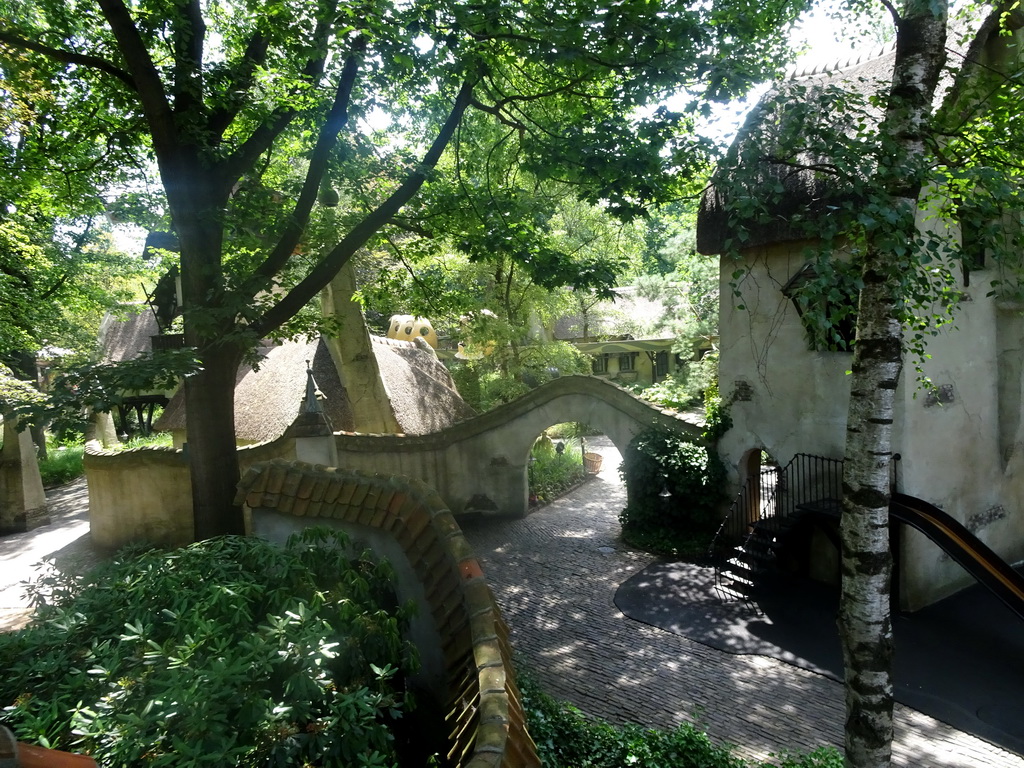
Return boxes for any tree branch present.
[763,154,843,177]
[207,32,270,138]
[383,233,445,314]
[878,0,901,25]
[216,4,339,190]
[250,77,477,338]
[41,218,94,300]
[171,0,206,117]
[0,30,136,91]
[244,51,362,296]
[95,0,178,157]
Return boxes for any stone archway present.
[328,375,704,519]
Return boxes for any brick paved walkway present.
[460,438,1024,768]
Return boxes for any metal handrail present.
[712,453,843,552]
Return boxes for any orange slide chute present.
[889,493,1024,621]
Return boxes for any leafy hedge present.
[618,428,727,557]
[519,669,842,768]
[37,444,85,487]
[0,530,418,767]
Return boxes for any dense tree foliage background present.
[0,0,809,534]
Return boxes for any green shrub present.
[37,443,85,487]
[685,350,720,404]
[448,342,591,414]
[448,363,483,411]
[479,371,531,410]
[636,376,700,411]
[517,341,592,380]
[702,381,732,443]
[635,354,720,413]
[618,428,727,558]
[0,529,417,767]
[518,668,842,768]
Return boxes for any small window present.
[957,203,986,286]
[782,261,858,352]
[592,354,608,374]
[618,352,636,372]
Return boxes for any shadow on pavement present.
[616,561,1024,756]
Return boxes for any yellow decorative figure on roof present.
[387,315,438,349]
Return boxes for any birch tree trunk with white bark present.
[839,4,947,767]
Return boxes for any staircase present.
[716,518,783,604]
[711,454,843,605]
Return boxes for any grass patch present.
[38,444,85,487]
[115,431,174,450]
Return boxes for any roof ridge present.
[785,39,896,81]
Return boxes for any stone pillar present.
[321,261,400,434]
[0,417,49,534]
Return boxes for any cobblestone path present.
[460,438,1024,768]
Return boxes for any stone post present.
[91,411,120,448]
[0,416,49,534]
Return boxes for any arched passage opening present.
[492,392,650,517]
[525,422,592,508]
[421,376,704,519]
[736,446,780,528]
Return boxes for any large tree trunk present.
[184,341,245,538]
[839,6,947,767]
[174,171,245,539]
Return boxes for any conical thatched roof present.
[152,337,343,443]
[154,333,475,443]
[374,335,476,434]
[696,14,1002,255]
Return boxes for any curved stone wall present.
[85,375,704,547]
[327,375,704,517]
[235,460,539,768]
[83,437,294,547]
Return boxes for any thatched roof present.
[373,335,477,433]
[97,305,160,364]
[154,333,475,442]
[696,14,1004,256]
[554,286,668,341]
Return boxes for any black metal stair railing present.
[711,454,843,603]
